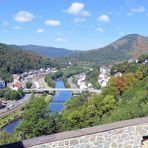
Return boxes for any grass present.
[44,95,52,103]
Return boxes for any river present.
[50,79,71,112]
[2,79,71,134]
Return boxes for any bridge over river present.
[23,88,101,94]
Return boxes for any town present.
[0,65,110,114]
[1,57,148,116]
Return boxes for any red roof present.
[15,82,22,88]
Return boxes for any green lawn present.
[44,95,52,103]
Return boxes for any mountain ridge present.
[6,34,148,64]
[62,34,148,64]
[9,44,74,58]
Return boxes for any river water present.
[50,79,71,112]
[2,79,71,134]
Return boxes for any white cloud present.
[65,2,84,15]
[56,37,67,42]
[45,19,61,26]
[64,2,90,18]
[96,27,104,32]
[98,14,110,22]
[13,11,34,22]
[74,18,86,23]
[130,6,145,13]
[36,28,44,33]
[80,10,91,17]
[12,26,21,29]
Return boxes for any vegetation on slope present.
[0,55,147,145]
[86,65,101,89]
[15,45,73,57]
[61,34,148,64]
[15,96,62,140]
[0,43,58,82]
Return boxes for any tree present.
[0,89,5,98]
[0,132,16,145]
[44,75,55,88]
[115,76,126,94]
[10,90,21,100]
[102,95,116,113]
[138,54,148,63]
[135,70,143,80]
[25,82,32,89]
[15,96,62,140]
[4,92,10,100]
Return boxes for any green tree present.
[15,96,62,140]
[0,89,5,98]
[4,91,11,100]
[0,132,16,145]
[102,95,116,113]
[44,75,55,88]
[10,90,21,100]
[25,82,32,89]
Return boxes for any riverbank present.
[0,108,23,130]
[1,79,72,134]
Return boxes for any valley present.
[0,35,148,146]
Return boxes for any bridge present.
[23,88,101,94]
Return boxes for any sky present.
[0,0,148,50]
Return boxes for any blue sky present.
[0,0,148,50]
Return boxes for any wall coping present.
[21,116,148,147]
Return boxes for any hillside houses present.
[98,66,110,87]
[76,73,88,90]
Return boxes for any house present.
[98,66,110,87]
[100,66,110,75]
[12,74,20,81]
[143,59,148,64]
[114,72,122,77]
[0,79,5,89]
[80,84,87,90]
[88,83,93,88]
[128,59,135,63]
[11,81,22,91]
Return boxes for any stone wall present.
[21,117,148,148]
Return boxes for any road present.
[0,94,32,117]
[0,75,47,118]
[68,77,78,89]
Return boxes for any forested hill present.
[0,43,58,82]
[10,45,74,57]
[61,34,148,64]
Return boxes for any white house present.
[98,66,110,87]
[87,83,93,88]
[80,84,87,90]
[114,72,122,77]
